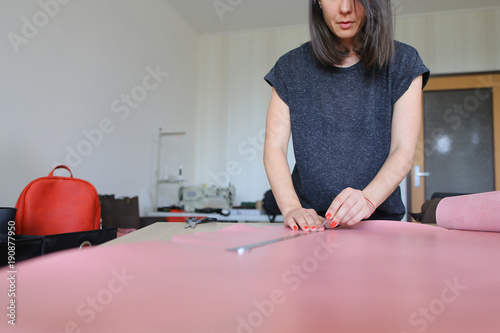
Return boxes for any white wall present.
[194,26,309,204]
[0,0,198,209]
[395,7,500,74]
[194,7,500,207]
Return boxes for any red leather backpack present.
[15,165,101,235]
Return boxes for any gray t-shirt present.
[265,41,430,219]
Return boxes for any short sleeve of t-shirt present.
[264,44,315,106]
[265,55,290,105]
[390,42,430,105]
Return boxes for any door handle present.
[414,166,430,188]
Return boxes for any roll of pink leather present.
[436,191,500,232]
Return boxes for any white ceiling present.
[166,0,500,34]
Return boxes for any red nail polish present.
[304,226,309,230]
[330,221,338,228]
[326,213,332,219]
[312,226,317,230]
[293,225,298,231]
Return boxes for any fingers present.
[325,188,372,226]
[284,208,325,232]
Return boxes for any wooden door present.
[410,73,500,217]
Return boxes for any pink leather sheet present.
[436,191,500,232]
[1,221,499,333]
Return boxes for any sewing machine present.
[179,185,235,212]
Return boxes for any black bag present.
[0,227,117,266]
[0,234,44,266]
[42,227,117,255]
[99,195,141,229]
[409,198,442,224]
[263,190,281,222]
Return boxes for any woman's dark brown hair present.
[309,0,394,70]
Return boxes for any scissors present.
[184,217,218,229]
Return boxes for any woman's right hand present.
[283,207,325,232]
[264,88,325,233]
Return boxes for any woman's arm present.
[326,75,424,225]
[264,88,325,231]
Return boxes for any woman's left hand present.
[324,188,375,227]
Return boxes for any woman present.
[263,0,430,231]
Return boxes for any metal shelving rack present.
[154,130,186,211]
